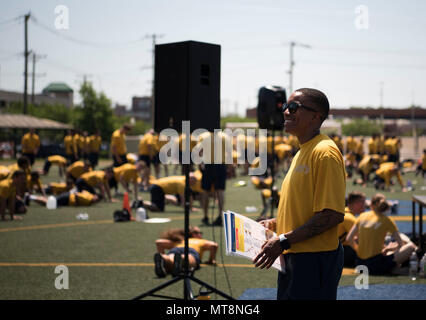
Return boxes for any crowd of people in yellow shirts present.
[1,126,424,226]
[1,125,425,276]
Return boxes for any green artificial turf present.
[0,159,425,300]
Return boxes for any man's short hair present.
[122,123,132,131]
[347,191,366,205]
[295,88,330,121]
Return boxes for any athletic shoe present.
[201,217,210,226]
[212,216,223,226]
[171,253,182,277]
[154,253,166,278]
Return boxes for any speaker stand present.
[132,163,234,300]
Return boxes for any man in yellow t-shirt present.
[89,131,102,169]
[75,170,114,202]
[374,162,406,192]
[138,129,156,186]
[141,174,196,212]
[64,130,77,164]
[42,155,67,177]
[21,128,40,166]
[66,160,91,182]
[31,190,101,208]
[0,170,27,221]
[111,124,131,167]
[337,191,366,267]
[253,88,345,300]
[108,162,143,200]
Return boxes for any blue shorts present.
[168,247,201,267]
[277,243,344,300]
[356,254,396,275]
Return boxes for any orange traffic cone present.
[122,192,135,221]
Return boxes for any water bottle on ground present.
[408,251,418,280]
[46,195,57,210]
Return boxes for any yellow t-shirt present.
[81,171,106,187]
[0,166,11,180]
[64,135,75,155]
[49,182,71,195]
[337,207,356,246]
[153,176,186,195]
[111,129,127,156]
[90,135,102,153]
[69,190,95,206]
[368,138,379,155]
[375,162,403,188]
[358,155,373,176]
[66,161,88,179]
[113,163,138,183]
[138,133,155,156]
[176,238,209,257]
[0,179,16,199]
[276,134,346,254]
[21,133,40,153]
[355,210,397,260]
[48,155,67,166]
[190,170,204,194]
[274,144,292,161]
[197,131,232,164]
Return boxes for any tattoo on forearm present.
[296,213,337,239]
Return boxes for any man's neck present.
[297,129,320,145]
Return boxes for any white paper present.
[223,210,285,273]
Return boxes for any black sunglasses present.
[282,101,318,114]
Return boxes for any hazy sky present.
[1,0,425,115]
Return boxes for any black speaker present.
[154,41,221,133]
[257,86,286,131]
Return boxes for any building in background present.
[0,82,74,109]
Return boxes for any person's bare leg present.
[393,242,417,266]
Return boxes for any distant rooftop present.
[0,114,72,130]
[42,82,74,94]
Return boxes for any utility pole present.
[23,12,31,114]
[31,52,46,104]
[287,41,311,95]
[144,33,164,126]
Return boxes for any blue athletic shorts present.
[356,253,396,275]
[168,247,201,267]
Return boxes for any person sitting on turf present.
[346,193,417,275]
[0,170,27,221]
[41,155,67,177]
[140,173,197,212]
[338,191,366,268]
[154,226,218,278]
[66,160,92,183]
[31,190,101,207]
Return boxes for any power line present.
[30,14,144,48]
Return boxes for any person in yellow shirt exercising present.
[373,162,407,192]
[66,160,91,182]
[41,155,67,177]
[75,169,114,202]
[31,190,101,207]
[0,170,27,221]
[154,226,218,277]
[21,128,40,166]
